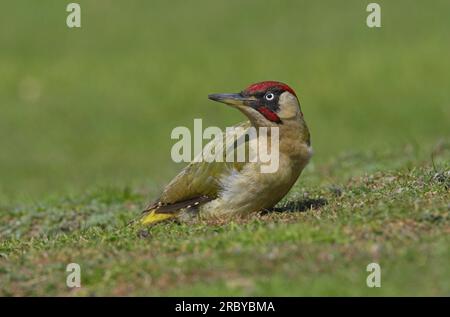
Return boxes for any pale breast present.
[200,145,311,218]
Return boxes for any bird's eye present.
[265,93,275,101]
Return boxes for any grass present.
[0,147,448,296]
[0,1,449,296]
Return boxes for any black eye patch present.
[243,88,286,113]
[263,89,281,112]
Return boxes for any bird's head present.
[208,81,303,127]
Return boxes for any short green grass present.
[1,147,448,296]
[0,1,449,296]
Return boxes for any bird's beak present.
[208,93,254,107]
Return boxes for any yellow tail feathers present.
[140,210,176,225]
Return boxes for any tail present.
[140,209,176,225]
[140,196,213,226]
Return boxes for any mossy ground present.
[1,148,448,296]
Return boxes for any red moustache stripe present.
[258,107,282,123]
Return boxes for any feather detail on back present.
[140,122,255,225]
[156,121,254,204]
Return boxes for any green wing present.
[151,121,253,206]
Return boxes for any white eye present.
[265,93,275,101]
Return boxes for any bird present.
[140,81,312,225]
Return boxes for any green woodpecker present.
[141,81,312,224]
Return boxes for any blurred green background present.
[1,0,449,201]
